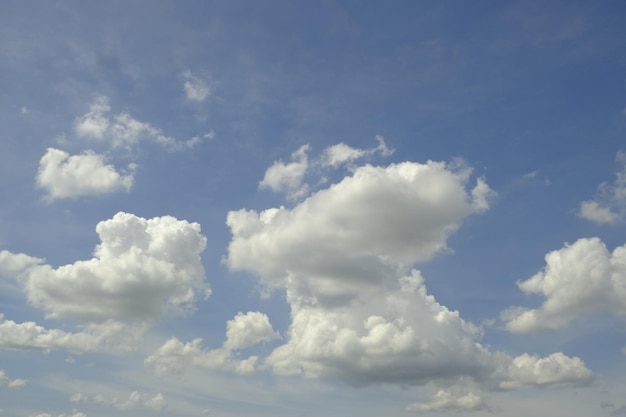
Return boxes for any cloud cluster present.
[259,136,395,200]
[146,311,278,375]
[0,212,209,352]
[30,412,86,417]
[579,151,626,224]
[36,148,134,200]
[503,237,626,333]
[70,391,166,411]
[499,352,593,389]
[406,391,486,412]
[230,158,502,385]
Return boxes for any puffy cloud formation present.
[36,148,134,200]
[500,353,592,389]
[229,160,502,385]
[259,144,310,200]
[579,151,626,224]
[321,135,393,167]
[71,391,166,411]
[0,370,26,389]
[0,212,208,352]
[223,311,280,350]
[146,311,278,375]
[503,237,626,333]
[183,70,210,102]
[406,391,485,412]
[74,95,206,151]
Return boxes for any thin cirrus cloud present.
[36,148,135,200]
[502,237,626,333]
[579,150,626,224]
[70,391,166,411]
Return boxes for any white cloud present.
[0,212,208,352]
[146,311,278,376]
[499,352,593,389]
[30,411,86,417]
[579,151,626,224]
[74,95,207,151]
[10,212,209,323]
[502,237,626,333]
[406,390,486,412]
[228,160,500,385]
[183,71,211,102]
[259,144,310,200]
[320,135,394,167]
[223,311,280,350]
[80,391,166,411]
[0,370,26,389]
[36,148,134,200]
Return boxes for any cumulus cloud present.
[74,95,207,151]
[502,237,626,333]
[72,391,166,411]
[0,212,208,352]
[228,160,501,385]
[36,148,134,200]
[0,370,26,389]
[320,135,394,167]
[30,411,86,417]
[183,70,211,102]
[259,144,310,200]
[146,311,278,376]
[406,391,486,412]
[579,151,626,224]
[499,352,592,389]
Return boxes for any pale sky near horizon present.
[1,1,626,416]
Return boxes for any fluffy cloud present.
[146,311,278,375]
[259,144,310,200]
[406,391,486,412]
[36,148,134,199]
[30,412,86,417]
[229,159,502,385]
[502,237,626,333]
[0,212,208,352]
[0,314,144,352]
[0,370,26,389]
[321,135,393,167]
[74,95,206,151]
[579,151,626,224]
[71,391,166,411]
[499,353,592,389]
[183,70,210,102]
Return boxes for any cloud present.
[499,353,592,389]
[36,148,134,200]
[502,237,626,333]
[0,370,26,389]
[228,160,501,385]
[0,212,208,352]
[406,391,486,412]
[72,391,166,411]
[183,71,211,102]
[74,95,207,151]
[320,135,394,167]
[259,144,310,200]
[0,314,145,352]
[223,311,280,350]
[30,411,86,417]
[579,151,626,224]
[146,311,278,376]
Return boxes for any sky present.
[1,1,626,416]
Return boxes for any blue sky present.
[1,1,626,416]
